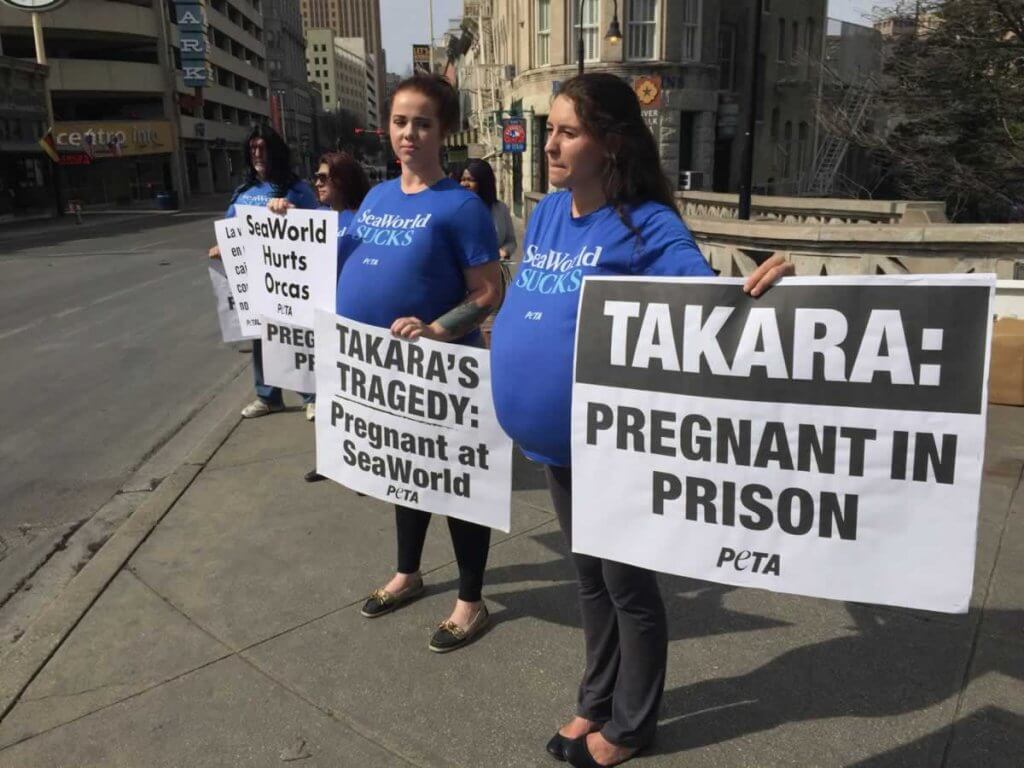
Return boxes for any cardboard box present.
[989,317,1024,406]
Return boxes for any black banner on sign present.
[575,280,991,415]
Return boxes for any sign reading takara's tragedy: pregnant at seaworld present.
[314,312,513,532]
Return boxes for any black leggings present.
[395,505,491,602]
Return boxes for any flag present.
[38,128,59,163]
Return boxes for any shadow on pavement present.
[848,706,1024,768]
[654,605,1023,764]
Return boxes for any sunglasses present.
[313,173,330,185]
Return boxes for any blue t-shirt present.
[225,179,318,218]
[336,208,355,275]
[490,191,713,466]
[336,177,498,343]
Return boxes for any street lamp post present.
[576,0,622,77]
[738,0,764,221]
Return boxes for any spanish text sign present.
[571,275,995,613]
[214,218,261,338]
[314,311,513,532]
[207,260,244,343]
[236,205,338,330]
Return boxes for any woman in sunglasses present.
[271,152,371,482]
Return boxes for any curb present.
[0,405,244,722]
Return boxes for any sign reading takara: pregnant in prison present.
[571,275,995,613]
[214,218,261,338]
[314,311,512,531]
[236,205,337,330]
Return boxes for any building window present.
[681,0,700,61]
[535,0,550,66]
[805,19,817,77]
[777,18,786,62]
[783,120,793,177]
[798,121,809,176]
[717,24,735,91]
[792,20,800,59]
[770,107,779,140]
[626,0,657,61]
[571,0,599,63]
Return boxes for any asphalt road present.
[0,209,252,601]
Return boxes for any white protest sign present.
[314,311,512,532]
[236,205,337,330]
[214,218,261,338]
[207,260,245,343]
[262,321,316,393]
[571,275,995,614]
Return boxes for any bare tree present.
[844,0,1024,221]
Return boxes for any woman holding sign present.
[299,151,370,482]
[209,125,318,419]
[335,74,504,653]
[489,74,791,767]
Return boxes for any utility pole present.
[30,10,62,217]
[577,0,585,76]
[738,0,764,220]
[428,0,435,73]
[155,0,189,206]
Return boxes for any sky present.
[381,0,885,76]
[381,0,463,76]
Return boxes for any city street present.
[0,208,251,610]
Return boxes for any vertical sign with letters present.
[174,0,209,88]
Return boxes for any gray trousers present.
[546,465,668,749]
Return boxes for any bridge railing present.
[522,191,1024,278]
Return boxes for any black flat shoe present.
[545,732,572,762]
[360,577,424,618]
[428,604,490,653]
[304,469,325,482]
[565,737,643,768]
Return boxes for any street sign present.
[634,75,663,109]
[502,117,526,154]
[412,44,431,74]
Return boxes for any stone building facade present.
[456,0,826,211]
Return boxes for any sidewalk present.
[0,391,1020,767]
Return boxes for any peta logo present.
[716,547,780,576]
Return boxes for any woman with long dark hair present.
[209,124,318,419]
[460,159,517,260]
[336,74,504,652]
[490,74,791,767]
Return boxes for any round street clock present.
[0,0,69,10]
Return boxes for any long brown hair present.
[319,151,370,211]
[557,73,680,234]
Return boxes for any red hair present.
[319,151,370,211]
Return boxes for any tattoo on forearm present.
[435,299,493,337]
